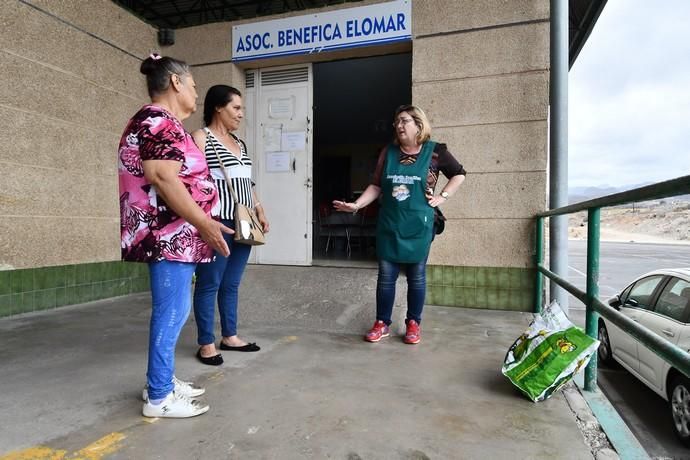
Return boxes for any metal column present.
[584,208,601,390]
[549,0,569,314]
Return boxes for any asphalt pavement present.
[564,240,690,459]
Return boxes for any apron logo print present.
[392,184,410,201]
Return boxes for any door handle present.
[292,158,296,172]
[662,329,675,338]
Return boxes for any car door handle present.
[662,329,675,338]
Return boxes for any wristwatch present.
[441,191,450,199]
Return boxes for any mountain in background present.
[568,183,690,204]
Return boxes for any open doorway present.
[312,53,412,263]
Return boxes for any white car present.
[598,268,690,445]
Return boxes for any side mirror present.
[608,295,621,309]
[625,298,639,308]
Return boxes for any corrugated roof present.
[112,0,365,29]
[569,0,608,68]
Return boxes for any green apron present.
[376,141,436,263]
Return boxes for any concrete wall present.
[0,0,157,270]
[415,0,550,269]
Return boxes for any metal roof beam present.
[569,0,608,68]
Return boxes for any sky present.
[568,0,690,189]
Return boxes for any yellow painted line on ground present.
[0,447,66,460]
[72,432,126,460]
[0,432,126,460]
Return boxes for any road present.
[564,240,690,459]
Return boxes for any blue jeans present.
[193,219,252,345]
[147,260,196,401]
[376,257,428,325]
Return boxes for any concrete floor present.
[0,265,598,459]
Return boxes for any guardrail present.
[534,175,690,391]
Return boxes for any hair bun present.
[140,56,159,76]
[139,55,189,98]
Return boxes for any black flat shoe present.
[196,348,224,366]
[219,342,260,352]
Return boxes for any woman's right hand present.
[332,200,358,213]
[199,219,233,257]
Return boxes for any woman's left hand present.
[257,210,270,233]
[427,194,447,208]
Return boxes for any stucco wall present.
[0,0,156,269]
[416,0,550,268]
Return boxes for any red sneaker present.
[365,320,390,342]
[404,320,421,344]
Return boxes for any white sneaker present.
[142,376,206,401]
[142,391,210,418]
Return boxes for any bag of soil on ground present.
[502,301,600,402]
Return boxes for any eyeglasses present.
[392,118,415,127]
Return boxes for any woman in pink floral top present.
[118,54,232,419]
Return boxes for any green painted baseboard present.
[0,261,150,318]
[1,262,535,318]
[426,265,535,311]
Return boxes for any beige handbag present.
[208,135,265,246]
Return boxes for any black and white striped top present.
[203,128,254,220]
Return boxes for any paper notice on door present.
[263,125,282,152]
[281,131,306,151]
[266,151,291,173]
[268,97,294,119]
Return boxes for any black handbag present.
[433,207,446,235]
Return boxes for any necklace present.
[399,143,421,155]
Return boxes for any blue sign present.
[232,0,412,62]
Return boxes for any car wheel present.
[670,375,690,446]
[597,323,614,366]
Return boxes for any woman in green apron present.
[333,105,466,344]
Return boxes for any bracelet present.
[254,202,262,208]
[352,202,360,214]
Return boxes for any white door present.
[607,306,641,372]
[248,65,313,265]
[609,275,665,373]
[244,71,258,264]
[636,311,683,392]
[637,277,690,392]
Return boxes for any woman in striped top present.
[192,85,269,365]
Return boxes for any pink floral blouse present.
[118,105,220,263]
